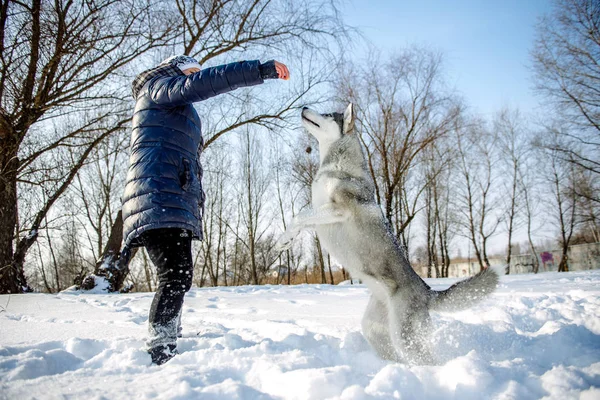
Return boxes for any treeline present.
[0,0,598,293]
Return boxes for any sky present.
[341,0,553,118]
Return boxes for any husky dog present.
[277,104,499,365]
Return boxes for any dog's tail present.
[428,268,499,313]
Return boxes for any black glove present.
[259,60,279,80]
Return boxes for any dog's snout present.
[302,107,309,111]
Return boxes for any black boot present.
[149,344,177,365]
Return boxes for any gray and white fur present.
[277,104,499,365]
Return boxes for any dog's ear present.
[343,103,355,134]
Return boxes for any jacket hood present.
[131,64,182,99]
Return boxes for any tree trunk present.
[434,264,441,278]
[505,228,513,275]
[222,237,228,286]
[315,236,326,284]
[529,236,540,274]
[0,145,28,294]
[327,253,334,285]
[469,235,484,273]
[505,163,518,275]
[287,250,291,285]
[249,237,259,285]
[199,257,208,288]
[558,247,569,272]
[426,190,433,279]
[439,234,450,278]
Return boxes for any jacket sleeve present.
[147,60,264,106]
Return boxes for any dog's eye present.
[322,113,333,118]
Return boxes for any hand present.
[274,61,290,80]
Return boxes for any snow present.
[1,270,599,399]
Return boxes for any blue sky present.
[342,0,553,117]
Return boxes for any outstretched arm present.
[148,60,262,106]
[148,60,288,106]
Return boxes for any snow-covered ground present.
[1,269,599,399]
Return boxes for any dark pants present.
[139,228,194,349]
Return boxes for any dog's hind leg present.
[361,295,398,361]
[388,294,435,365]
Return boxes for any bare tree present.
[519,167,541,273]
[544,141,580,272]
[236,127,276,284]
[573,171,600,243]
[36,219,86,293]
[495,108,529,274]
[422,138,456,278]
[338,47,460,254]
[226,213,246,286]
[0,0,175,293]
[532,0,600,196]
[423,179,439,278]
[70,130,129,263]
[41,127,131,292]
[273,137,303,285]
[454,117,502,272]
[198,141,234,287]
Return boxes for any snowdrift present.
[1,270,599,399]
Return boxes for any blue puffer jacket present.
[122,61,264,248]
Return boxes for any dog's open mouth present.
[302,114,320,128]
